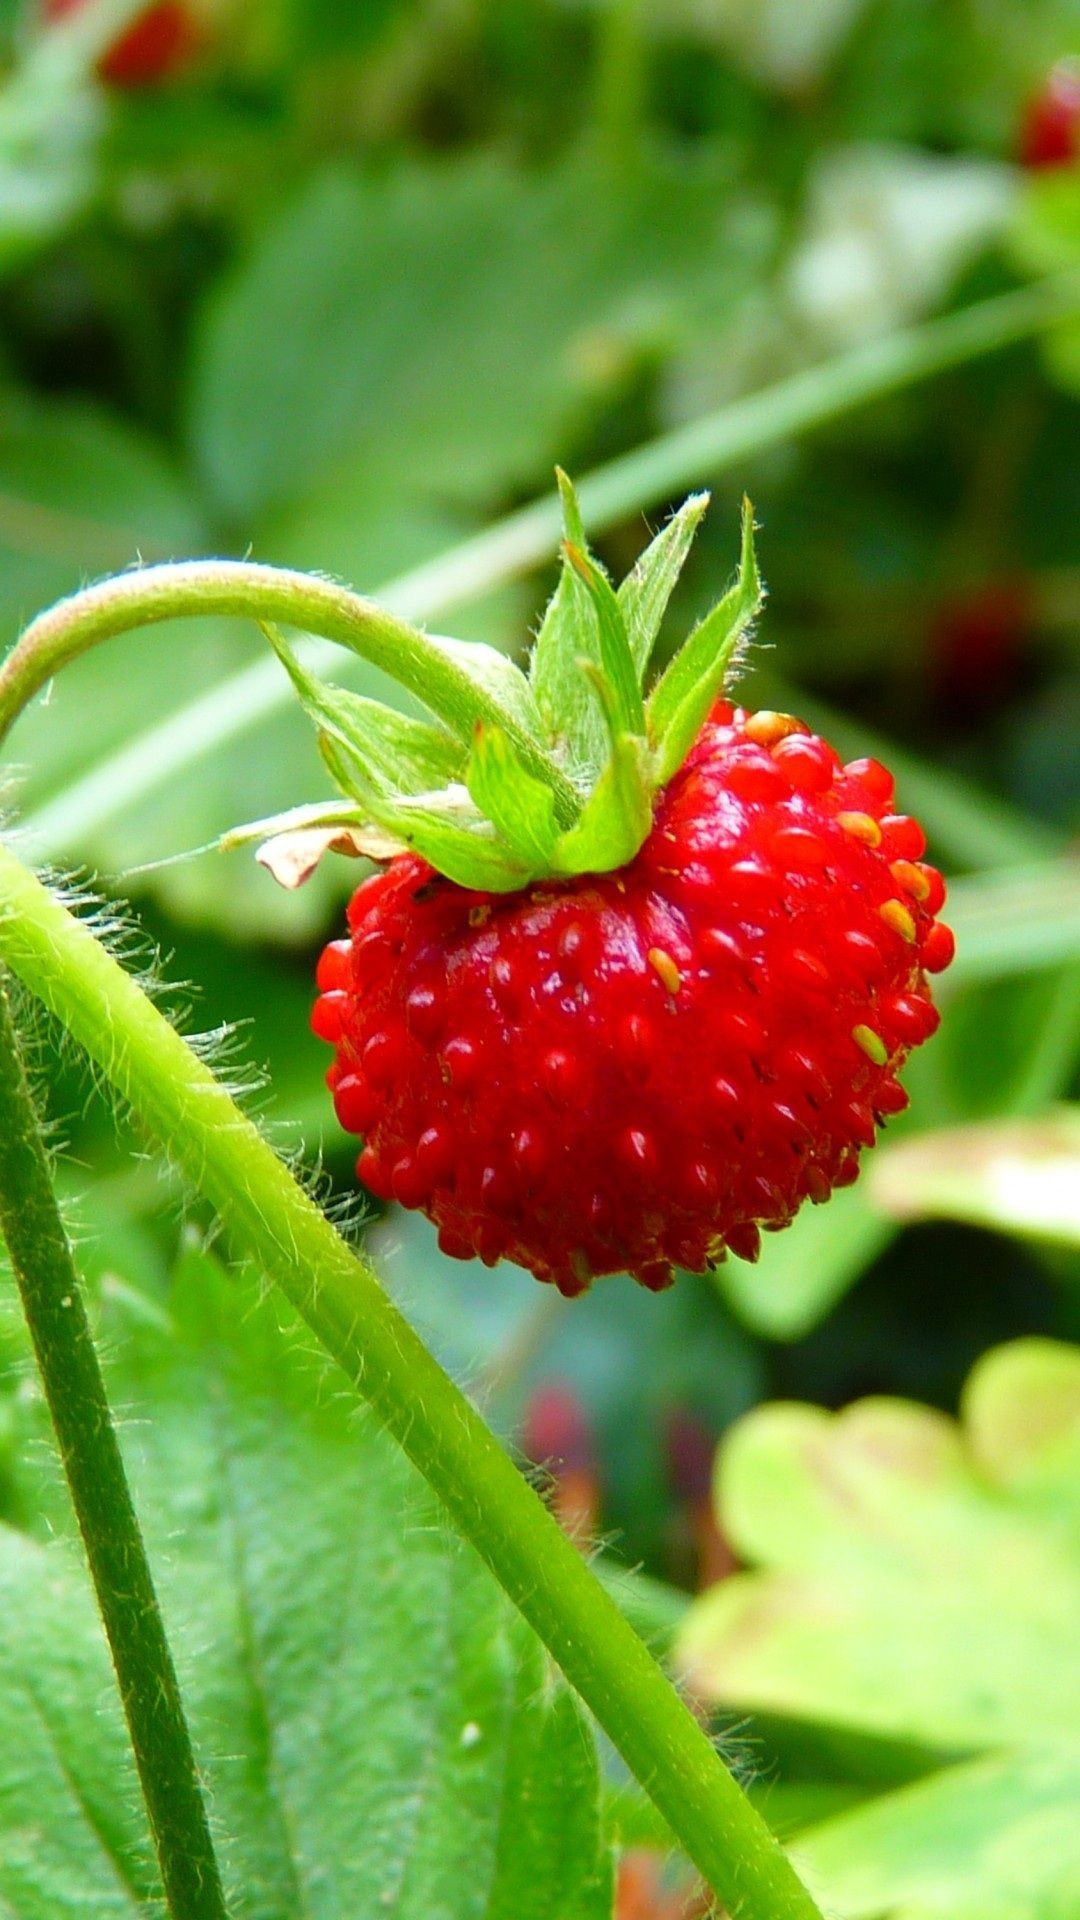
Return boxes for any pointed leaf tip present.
[618,490,712,682]
[555,466,586,549]
[646,501,764,786]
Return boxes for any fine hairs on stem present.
[0,841,826,1920]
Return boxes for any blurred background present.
[1,0,1079,1717]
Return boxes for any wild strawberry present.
[245,477,953,1297]
[1019,61,1080,169]
[44,0,196,86]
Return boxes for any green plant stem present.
[9,271,1080,861]
[0,972,229,1920]
[0,840,824,1920]
[593,0,647,172]
[0,561,579,822]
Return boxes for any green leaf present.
[617,491,711,681]
[647,498,762,783]
[190,155,763,525]
[945,862,1080,987]
[2,1248,613,1918]
[677,1338,1080,1753]
[467,723,559,872]
[794,1745,1080,1920]
[869,1107,1080,1250]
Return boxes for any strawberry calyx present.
[236,473,762,893]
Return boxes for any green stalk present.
[10,271,1080,860]
[0,562,580,823]
[0,840,824,1920]
[593,0,647,172]
[0,972,229,1920]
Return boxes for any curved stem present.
[0,560,580,823]
[0,971,229,1920]
[7,273,1080,861]
[0,839,824,1920]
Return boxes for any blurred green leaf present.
[717,1183,897,1341]
[787,147,1013,348]
[1012,172,1080,391]
[869,1106,1080,1249]
[689,0,874,89]
[946,863,1080,985]
[677,1338,1080,1751]
[794,1744,1080,1920]
[189,152,764,525]
[4,1246,613,1918]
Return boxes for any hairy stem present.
[7,272,1080,859]
[0,841,824,1920]
[0,562,579,822]
[0,972,229,1920]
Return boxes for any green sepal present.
[552,663,653,875]
[528,470,616,783]
[263,623,466,796]
[316,727,532,891]
[646,497,761,785]
[467,722,560,871]
[242,479,764,895]
[364,792,534,892]
[219,797,388,853]
[617,491,710,679]
[563,541,646,740]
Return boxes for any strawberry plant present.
[0,5,1078,1918]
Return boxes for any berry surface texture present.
[313,705,953,1297]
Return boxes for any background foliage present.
[0,0,1078,1914]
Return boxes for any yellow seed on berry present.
[648,947,681,994]
[852,1023,888,1065]
[879,899,917,943]
[744,710,803,747]
[890,859,931,902]
[836,810,882,847]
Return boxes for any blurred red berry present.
[44,0,196,87]
[928,579,1032,722]
[663,1410,736,1590]
[1019,61,1080,169]
[523,1382,600,1542]
[616,1853,708,1920]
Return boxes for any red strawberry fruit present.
[1019,60,1080,170]
[252,478,953,1297]
[44,0,196,87]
